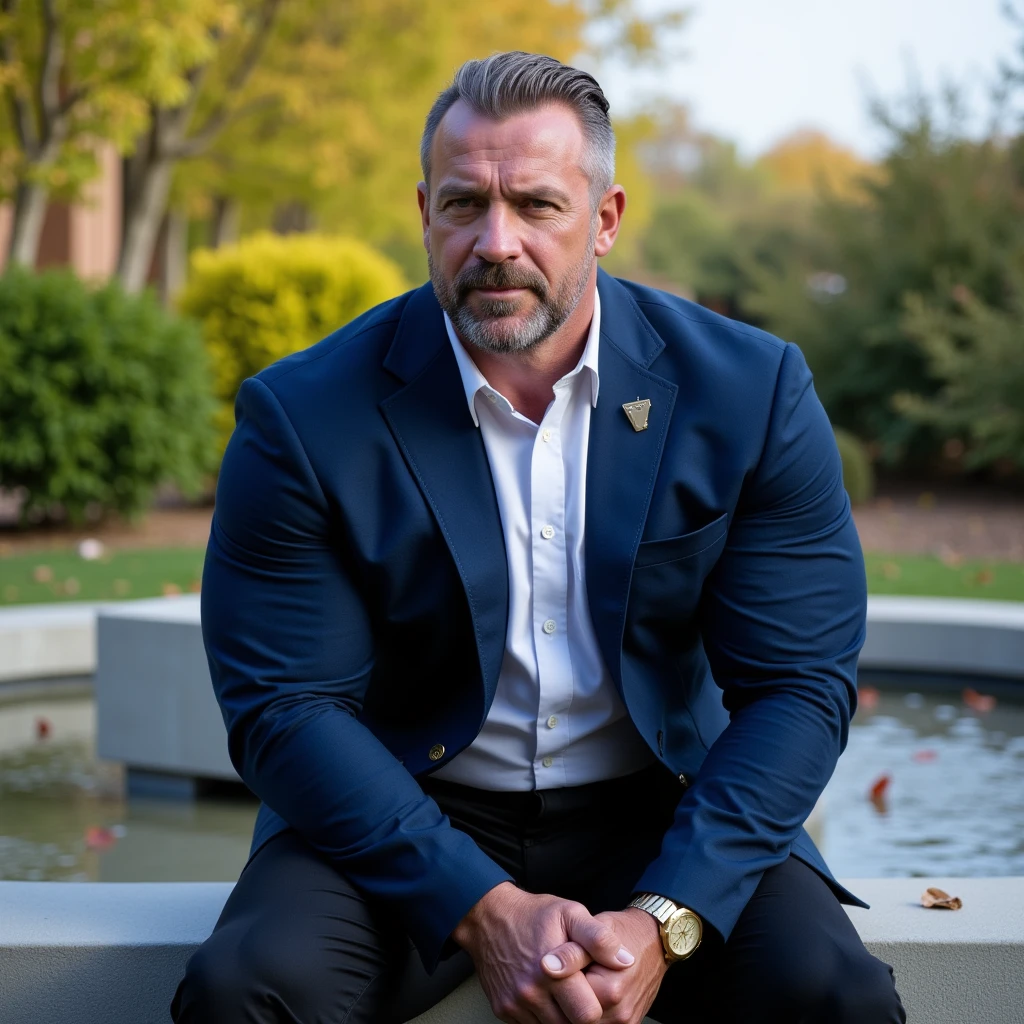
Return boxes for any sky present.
[604,0,1017,158]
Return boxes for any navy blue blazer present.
[202,269,869,971]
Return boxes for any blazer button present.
[428,743,446,762]
[678,773,689,788]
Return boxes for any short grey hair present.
[420,51,616,207]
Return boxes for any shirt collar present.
[444,288,601,427]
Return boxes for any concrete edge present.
[5,594,1024,684]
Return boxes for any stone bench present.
[1,878,1022,1023]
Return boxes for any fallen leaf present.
[858,685,880,710]
[972,569,994,586]
[36,717,51,740]
[963,688,996,713]
[938,545,964,568]
[188,579,202,593]
[881,561,902,580]
[912,749,938,763]
[84,826,117,851]
[33,564,53,583]
[64,577,80,596]
[162,582,182,596]
[921,887,962,910]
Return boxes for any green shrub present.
[834,428,875,505]
[0,268,217,524]
[178,232,407,449]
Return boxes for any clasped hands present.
[452,881,667,1024]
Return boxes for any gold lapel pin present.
[622,397,652,432]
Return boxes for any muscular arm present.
[202,376,512,970]
[634,341,867,943]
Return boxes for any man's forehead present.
[432,100,586,177]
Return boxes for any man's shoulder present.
[612,276,787,362]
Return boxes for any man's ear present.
[594,185,626,258]
[417,182,430,251]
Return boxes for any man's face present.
[419,101,607,355]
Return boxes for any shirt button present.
[547,715,558,729]
[542,756,554,768]
[542,619,557,635]
[540,524,555,540]
[541,428,552,442]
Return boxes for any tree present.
[0,0,219,268]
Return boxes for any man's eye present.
[527,199,552,209]
[451,198,475,209]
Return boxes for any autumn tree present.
[0,0,221,268]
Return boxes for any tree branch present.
[170,93,280,158]
[181,0,281,155]
[36,0,63,141]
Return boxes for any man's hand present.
[453,882,637,1024]
[541,908,667,1024]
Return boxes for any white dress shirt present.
[432,290,654,791]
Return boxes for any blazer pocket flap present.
[634,512,729,569]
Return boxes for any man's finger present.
[550,972,604,1024]
[541,940,591,978]
[563,908,635,971]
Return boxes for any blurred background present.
[0,0,1022,885]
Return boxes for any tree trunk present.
[6,181,50,269]
[210,195,239,248]
[118,158,173,294]
[162,209,188,304]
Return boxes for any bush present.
[179,233,407,448]
[0,268,217,524]
[834,428,875,505]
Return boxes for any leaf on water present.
[33,565,53,583]
[912,749,938,763]
[868,773,891,814]
[859,685,880,710]
[84,826,117,851]
[921,887,962,910]
[36,717,52,740]
[963,688,996,713]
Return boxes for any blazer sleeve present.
[633,341,866,941]
[202,376,512,970]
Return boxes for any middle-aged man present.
[173,51,905,1024]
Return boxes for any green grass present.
[864,552,1024,602]
[0,547,206,605]
[2,546,1024,606]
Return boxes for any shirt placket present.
[530,381,574,787]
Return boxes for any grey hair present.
[420,51,616,208]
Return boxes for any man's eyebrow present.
[433,182,572,205]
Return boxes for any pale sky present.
[603,0,1016,157]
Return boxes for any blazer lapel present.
[380,285,508,716]
[586,271,678,692]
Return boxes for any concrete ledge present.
[0,602,101,682]
[1,878,1022,1023]
[861,596,1024,679]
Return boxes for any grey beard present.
[428,237,595,356]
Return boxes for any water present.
[1,682,1022,882]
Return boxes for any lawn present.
[0,547,206,605]
[2,545,1024,606]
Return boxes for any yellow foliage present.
[758,130,877,201]
[179,232,407,447]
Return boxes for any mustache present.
[454,262,547,301]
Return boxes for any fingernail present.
[616,947,635,965]
[542,954,563,972]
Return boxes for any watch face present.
[664,908,702,958]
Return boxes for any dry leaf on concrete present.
[921,887,962,910]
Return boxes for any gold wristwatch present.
[628,893,703,962]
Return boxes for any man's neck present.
[464,276,597,425]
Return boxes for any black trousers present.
[171,764,905,1023]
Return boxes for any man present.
[173,51,905,1024]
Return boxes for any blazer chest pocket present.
[633,512,729,570]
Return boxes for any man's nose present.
[473,204,523,263]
